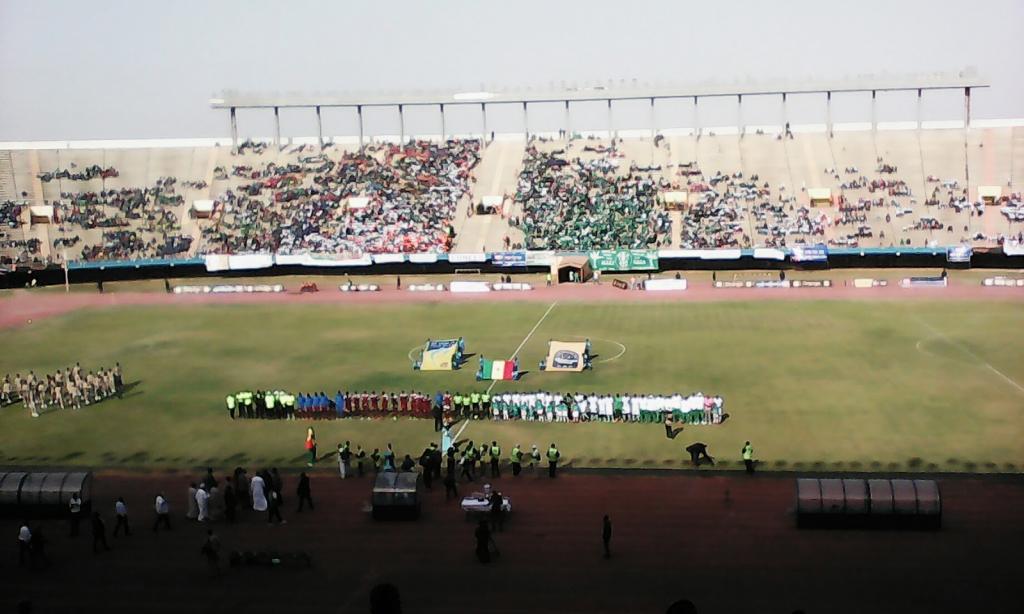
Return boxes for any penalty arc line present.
[455,301,559,442]
[912,314,1024,395]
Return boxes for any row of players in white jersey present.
[487,391,725,423]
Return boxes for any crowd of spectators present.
[4,139,1018,265]
[1,201,23,228]
[37,165,118,183]
[513,141,670,250]
[678,171,760,249]
[201,140,479,257]
[49,178,194,261]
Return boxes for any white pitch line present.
[913,315,1024,395]
[457,301,558,442]
[597,340,627,364]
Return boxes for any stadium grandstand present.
[2,77,1023,276]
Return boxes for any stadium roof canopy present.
[211,69,987,110]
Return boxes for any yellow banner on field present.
[420,339,460,371]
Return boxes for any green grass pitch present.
[1,300,1022,473]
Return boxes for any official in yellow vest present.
[489,441,501,478]
[742,441,755,474]
[547,443,560,478]
[510,444,523,477]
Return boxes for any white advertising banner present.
[643,278,688,291]
[449,281,491,293]
[203,254,231,272]
[228,254,275,270]
[408,253,440,264]
[448,252,488,264]
[372,253,406,264]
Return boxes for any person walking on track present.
[296,472,314,512]
[153,493,171,532]
[91,512,110,553]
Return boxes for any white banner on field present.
[449,281,491,293]
[753,248,787,261]
[644,278,688,291]
[982,277,1024,287]
[657,249,702,259]
[658,249,742,260]
[273,254,305,266]
[372,253,406,264]
[448,252,488,263]
[229,254,274,270]
[323,255,373,267]
[699,249,742,260]
[204,254,231,272]
[408,283,446,292]
[1004,242,1024,256]
[492,282,533,291]
[408,253,439,264]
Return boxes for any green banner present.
[588,249,659,271]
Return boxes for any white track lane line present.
[455,301,559,441]
[913,314,1024,395]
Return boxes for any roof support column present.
[607,99,614,139]
[315,106,323,150]
[871,90,877,133]
[398,104,405,144]
[564,100,570,139]
[229,107,238,149]
[964,87,971,129]
[650,97,656,140]
[273,106,281,148]
[481,103,488,143]
[440,103,446,142]
[694,97,701,139]
[826,92,832,138]
[523,102,529,139]
[737,94,743,138]
[781,93,787,135]
[357,105,364,153]
[650,97,656,163]
[916,89,923,131]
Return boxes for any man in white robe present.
[195,485,210,522]
[186,484,198,520]
[250,475,268,512]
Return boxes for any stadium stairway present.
[454,138,524,252]
[0,150,16,201]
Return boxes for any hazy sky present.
[2,0,1022,141]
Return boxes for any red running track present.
[2,470,1020,613]
[2,282,1022,330]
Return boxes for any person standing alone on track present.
[742,441,755,474]
[296,472,314,512]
